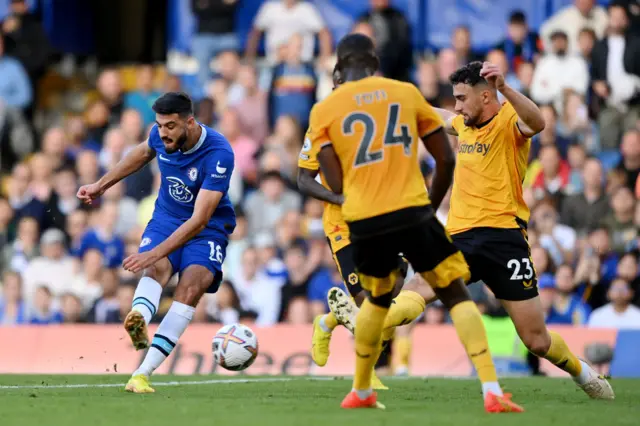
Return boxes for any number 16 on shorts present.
[208,241,224,263]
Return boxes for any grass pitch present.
[0,375,638,426]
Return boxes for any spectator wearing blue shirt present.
[0,33,32,109]
[124,65,162,127]
[495,11,540,73]
[76,200,125,271]
[545,265,591,325]
[29,286,64,325]
[268,34,317,130]
[0,271,28,325]
[308,246,346,316]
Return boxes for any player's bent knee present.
[432,278,471,310]
[143,258,173,285]
[521,328,552,356]
[174,265,215,307]
[366,290,394,309]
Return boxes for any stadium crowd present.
[0,0,639,331]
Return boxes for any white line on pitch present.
[0,376,337,390]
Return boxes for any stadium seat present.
[609,330,640,378]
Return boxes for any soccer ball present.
[212,323,259,371]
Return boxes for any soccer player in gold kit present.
[312,34,523,412]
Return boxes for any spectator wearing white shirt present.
[590,3,640,149]
[540,0,608,54]
[588,278,640,329]
[531,30,590,115]
[245,0,332,66]
[533,201,577,267]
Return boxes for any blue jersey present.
[148,124,236,237]
[77,229,125,269]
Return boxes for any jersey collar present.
[182,124,206,155]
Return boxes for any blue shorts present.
[139,219,228,293]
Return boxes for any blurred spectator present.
[60,292,84,323]
[233,65,269,144]
[558,91,599,153]
[591,3,640,149]
[0,198,13,252]
[436,48,457,97]
[41,127,74,170]
[495,11,540,72]
[96,69,125,126]
[99,127,127,171]
[416,61,450,107]
[280,242,314,323]
[215,51,243,103]
[602,187,637,253]
[85,267,120,324]
[76,150,101,188]
[120,108,144,144]
[566,143,588,193]
[124,65,161,127]
[195,97,216,128]
[28,153,53,203]
[0,33,32,110]
[76,200,125,273]
[532,145,571,201]
[66,209,88,258]
[545,265,591,325]
[532,244,556,283]
[516,61,535,98]
[588,278,640,328]
[233,244,283,327]
[307,243,344,317]
[617,129,640,190]
[191,0,239,90]
[451,26,482,67]
[531,30,589,115]
[578,28,597,64]
[243,171,301,235]
[29,285,63,325]
[0,98,34,171]
[45,167,82,232]
[617,251,640,302]
[219,108,258,185]
[246,0,331,66]
[532,201,577,267]
[84,100,110,149]
[102,182,138,238]
[2,215,38,274]
[357,0,413,82]
[1,0,52,89]
[486,49,521,101]
[208,280,241,324]
[561,158,610,235]
[268,34,317,130]
[0,270,28,325]
[7,162,46,232]
[22,228,75,302]
[540,0,608,54]
[224,210,249,284]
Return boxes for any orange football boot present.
[484,392,524,413]
[340,391,385,409]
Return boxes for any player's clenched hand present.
[123,251,160,274]
[480,62,505,91]
[77,183,104,205]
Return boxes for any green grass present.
[0,375,638,426]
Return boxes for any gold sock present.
[384,290,426,329]
[393,336,412,368]
[353,299,389,390]
[544,331,582,376]
[323,312,339,331]
[449,301,498,383]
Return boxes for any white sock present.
[131,277,163,324]
[319,315,331,332]
[353,388,373,400]
[482,382,503,398]
[573,360,592,385]
[133,301,194,377]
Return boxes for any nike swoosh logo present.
[216,161,227,174]
[159,154,170,162]
[469,348,488,358]
[355,351,371,359]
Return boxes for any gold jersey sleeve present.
[299,120,350,252]
[446,102,531,234]
[315,76,444,222]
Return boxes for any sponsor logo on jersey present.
[166,176,194,203]
[458,142,492,156]
[302,138,312,152]
[215,161,227,175]
[140,237,151,248]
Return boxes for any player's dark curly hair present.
[152,92,194,118]
[449,61,486,87]
[335,33,379,75]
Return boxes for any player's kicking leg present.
[502,298,614,399]
[126,264,215,393]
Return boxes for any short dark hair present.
[336,33,379,73]
[152,92,194,118]
[509,11,526,24]
[449,61,485,87]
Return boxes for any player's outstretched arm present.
[297,167,343,205]
[480,62,545,137]
[432,107,458,136]
[123,189,223,273]
[77,140,155,204]
[317,145,343,195]
[422,128,455,211]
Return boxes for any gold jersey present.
[447,102,531,234]
[305,76,444,223]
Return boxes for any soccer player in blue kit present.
[77,92,236,393]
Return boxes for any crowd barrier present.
[1,324,632,376]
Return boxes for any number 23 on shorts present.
[507,257,534,281]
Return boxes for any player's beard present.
[164,128,189,154]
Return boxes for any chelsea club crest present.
[188,167,198,182]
